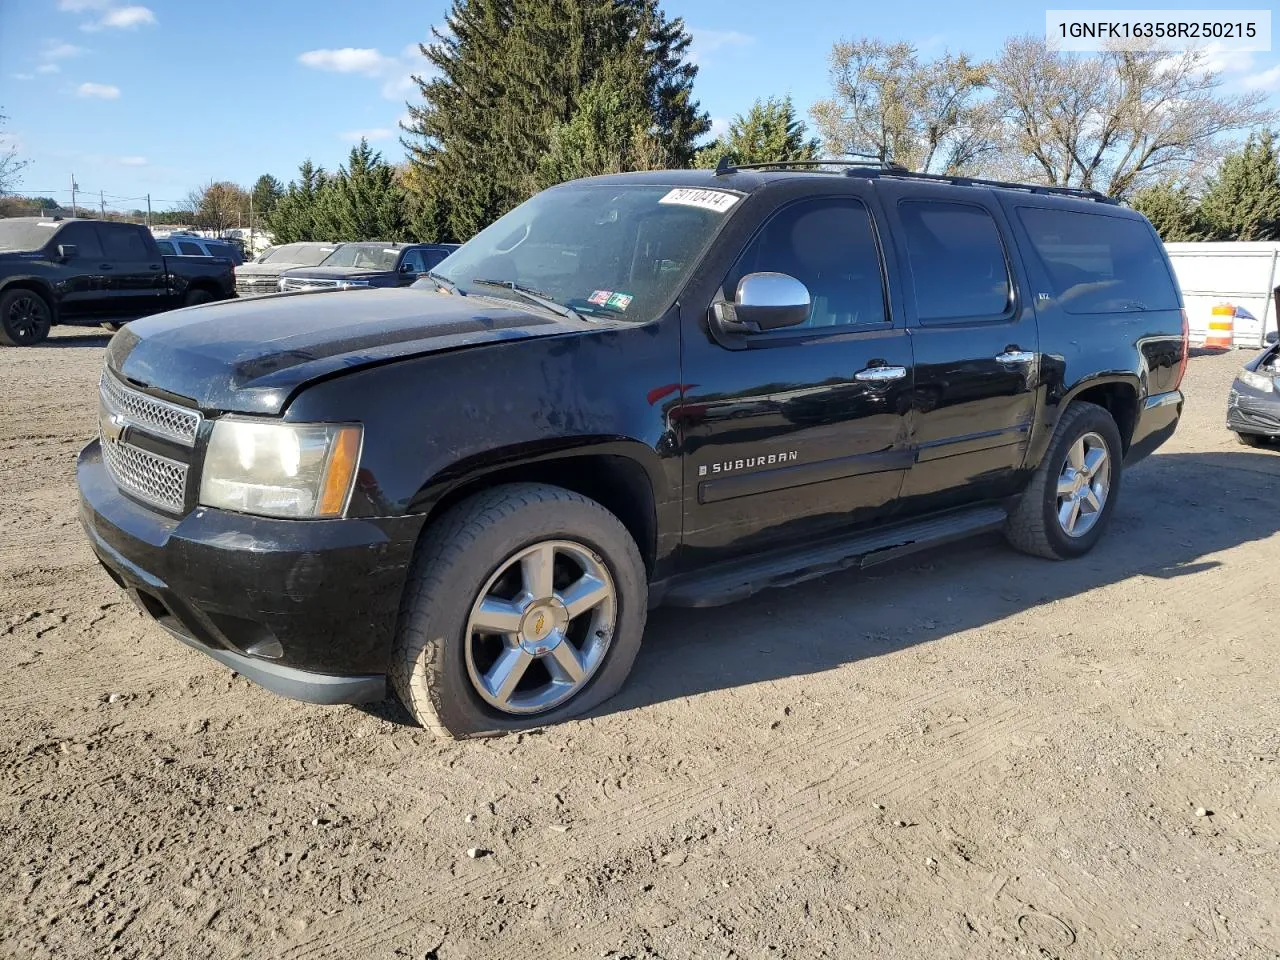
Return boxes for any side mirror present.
[1266,330,1278,345]
[714,272,811,334]
[400,262,417,273]
[56,244,79,261]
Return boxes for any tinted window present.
[899,201,1011,321]
[98,225,150,260]
[178,241,205,256]
[57,222,104,259]
[155,240,175,255]
[422,248,450,270]
[400,249,426,273]
[1017,208,1178,314]
[724,197,887,328]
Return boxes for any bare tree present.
[989,37,1277,198]
[809,40,994,173]
[0,111,30,196]
[185,180,249,234]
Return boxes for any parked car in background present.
[154,234,245,265]
[234,241,341,297]
[0,217,235,346]
[277,242,458,292]
[1228,329,1280,446]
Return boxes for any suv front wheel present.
[392,483,648,738]
[1004,401,1123,559]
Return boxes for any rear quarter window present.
[1016,208,1178,314]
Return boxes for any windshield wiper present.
[469,278,587,322]
[425,271,462,295]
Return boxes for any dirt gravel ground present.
[1,328,1278,960]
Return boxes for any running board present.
[657,505,1008,608]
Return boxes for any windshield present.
[433,183,739,321]
[0,220,61,253]
[264,242,339,266]
[319,243,402,270]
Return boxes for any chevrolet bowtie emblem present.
[102,413,129,444]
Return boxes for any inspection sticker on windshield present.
[589,290,633,310]
[659,188,740,213]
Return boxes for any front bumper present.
[1227,383,1280,437]
[1125,390,1183,465]
[78,440,426,705]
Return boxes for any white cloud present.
[116,155,148,166]
[43,41,85,60]
[298,47,395,76]
[1241,63,1280,91]
[12,72,35,81]
[58,0,110,10]
[688,28,754,65]
[708,116,730,139]
[381,70,419,101]
[339,128,393,143]
[77,82,120,99]
[1196,41,1254,75]
[82,5,157,31]
[36,63,60,75]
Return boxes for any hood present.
[235,261,311,278]
[106,288,594,415]
[279,266,393,281]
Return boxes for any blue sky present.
[2,0,1278,210]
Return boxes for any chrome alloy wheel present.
[464,539,617,715]
[1055,431,1111,537]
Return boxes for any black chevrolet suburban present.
[277,242,460,293]
[77,163,1187,738]
[0,218,235,346]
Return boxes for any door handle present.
[854,365,907,382]
[99,263,114,270]
[995,350,1035,364]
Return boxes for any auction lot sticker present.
[659,188,741,214]
[1046,9,1271,52]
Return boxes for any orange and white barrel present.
[1204,304,1235,349]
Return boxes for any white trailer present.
[1164,241,1280,349]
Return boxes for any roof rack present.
[712,155,1116,204]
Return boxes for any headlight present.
[199,419,363,519]
[1239,368,1276,393]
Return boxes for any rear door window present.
[97,225,150,261]
[898,200,1012,322]
[1016,208,1178,314]
[178,241,205,256]
[155,240,175,255]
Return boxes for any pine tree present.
[1129,183,1206,242]
[694,97,821,169]
[325,140,411,241]
[1200,131,1280,241]
[250,174,284,217]
[402,0,707,240]
[265,160,331,243]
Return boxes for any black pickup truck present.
[0,217,235,346]
[77,164,1187,739]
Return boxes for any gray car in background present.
[234,242,341,297]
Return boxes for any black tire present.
[184,288,214,308]
[1004,401,1123,560]
[1234,431,1271,448]
[0,288,53,347]
[392,483,648,739]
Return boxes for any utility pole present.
[249,192,254,256]
[100,190,105,217]
[70,174,77,217]
[145,194,152,228]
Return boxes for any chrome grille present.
[280,277,339,291]
[99,372,201,446]
[101,436,188,513]
[235,276,280,296]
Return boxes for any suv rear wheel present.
[392,483,647,738]
[1004,401,1123,559]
